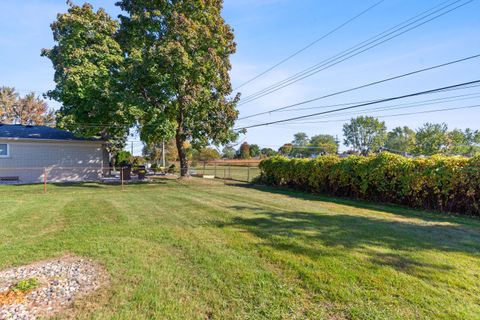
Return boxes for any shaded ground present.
[0,179,479,319]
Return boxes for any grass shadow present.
[230,183,480,226]
[218,208,478,280]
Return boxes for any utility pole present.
[131,141,134,155]
[162,140,166,168]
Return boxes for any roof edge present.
[0,137,106,144]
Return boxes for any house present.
[0,124,108,184]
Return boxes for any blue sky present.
[0,0,479,153]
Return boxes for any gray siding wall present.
[0,140,105,183]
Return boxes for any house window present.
[0,144,9,157]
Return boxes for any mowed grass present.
[0,179,479,319]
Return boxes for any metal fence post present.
[247,164,250,182]
[214,163,217,178]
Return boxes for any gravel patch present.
[0,256,108,320]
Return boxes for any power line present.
[233,79,480,130]
[238,0,473,106]
[276,85,480,113]
[272,104,480,125]
[237,53,480,120]
[233,0,386,91]
[285,91,480,121]
[285,94,480,123]
[238,0,469,105]
[57,86,480,130]
[52,85,480,131]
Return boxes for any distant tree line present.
[342,116,480,156]
[218,116,480,160]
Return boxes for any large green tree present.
[414,123,449,155]
[117,0,239,177]
[310,134,338,155]
[343,116,387,155]
[42,2,132,158]
[292,132,309,147]
[385,126,416,154]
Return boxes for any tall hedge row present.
[258,153,480,216]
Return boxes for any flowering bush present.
[259,153,480,216]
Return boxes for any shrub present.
[115,151,132,166]
[12,278,39,293]
[258,154,480,216]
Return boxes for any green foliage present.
[131,156,145,167]
[260,148,277,158]
[385,126,416,154]
[115,151,132,166]
[259,153,480,216]
[193,147,221,162]
[310,134,338,155]
[12,278,39,293]
[290,132,309,157]
[278,143,293,156]
[117,0,239,176]
[292,132,308,146]
[42,3,131,153]
[414,123,449,155]
[280,133,338,158]
[249,144,261,158]
[343,116,387,155]
[143,142,163,165]
[222,146,236,159]
[447,128,480,156]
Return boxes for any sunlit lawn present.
[0,179,479,319]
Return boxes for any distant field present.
[1,179,479,319]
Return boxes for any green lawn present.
[0,179,479,319]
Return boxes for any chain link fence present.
[190,160,261,182]
[0,160,263,194]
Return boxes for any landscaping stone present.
[0,256,107,320]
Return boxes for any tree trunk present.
[176,107,189,177]
[176,133,189,177]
